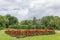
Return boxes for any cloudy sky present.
[0,0,60,21]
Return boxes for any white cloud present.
[0,0,60,21]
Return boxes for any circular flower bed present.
[5,29,55,38]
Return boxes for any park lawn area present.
[0,30,60,40]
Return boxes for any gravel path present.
[55,30,60,33]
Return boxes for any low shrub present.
[9,25,18,29]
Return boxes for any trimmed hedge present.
[5,29,55,38]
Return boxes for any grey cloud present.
[27,2,60,19]
[0,0,60,21]
[28,4,51,18]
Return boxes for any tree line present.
[0,14,60,30]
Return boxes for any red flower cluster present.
[5,29,55,38]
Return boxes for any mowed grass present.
[0,30,60,40]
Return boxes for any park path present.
[55,30,60,33]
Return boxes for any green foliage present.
[0,14,60,30]
[0,15,9,28]
[19,25,28,29]
[20,20,33,25]
[0,14,18,29]
[33,17,37,25]
[9,25,18,29]
[19,16,60,30]
[20,20,25,25]
[40,16,60,29]
[17,25,37,29]
[5,14,18,28]
[6,14,18,24]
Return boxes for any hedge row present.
[5,29,55,38]
[9,25,37,29]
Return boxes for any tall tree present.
[40,16,60,29]
[32,17,37,25]
[5,14,18,28]
[0,15,9,28]
[24,20,28,25]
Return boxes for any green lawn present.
[0,30,60,40]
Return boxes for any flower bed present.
[5,29,55,38]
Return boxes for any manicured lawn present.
[0,30,60,40]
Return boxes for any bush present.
[19,25,36,29]
[27,25,36,29]
[9,25,18,29]
[19,25,28,29]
